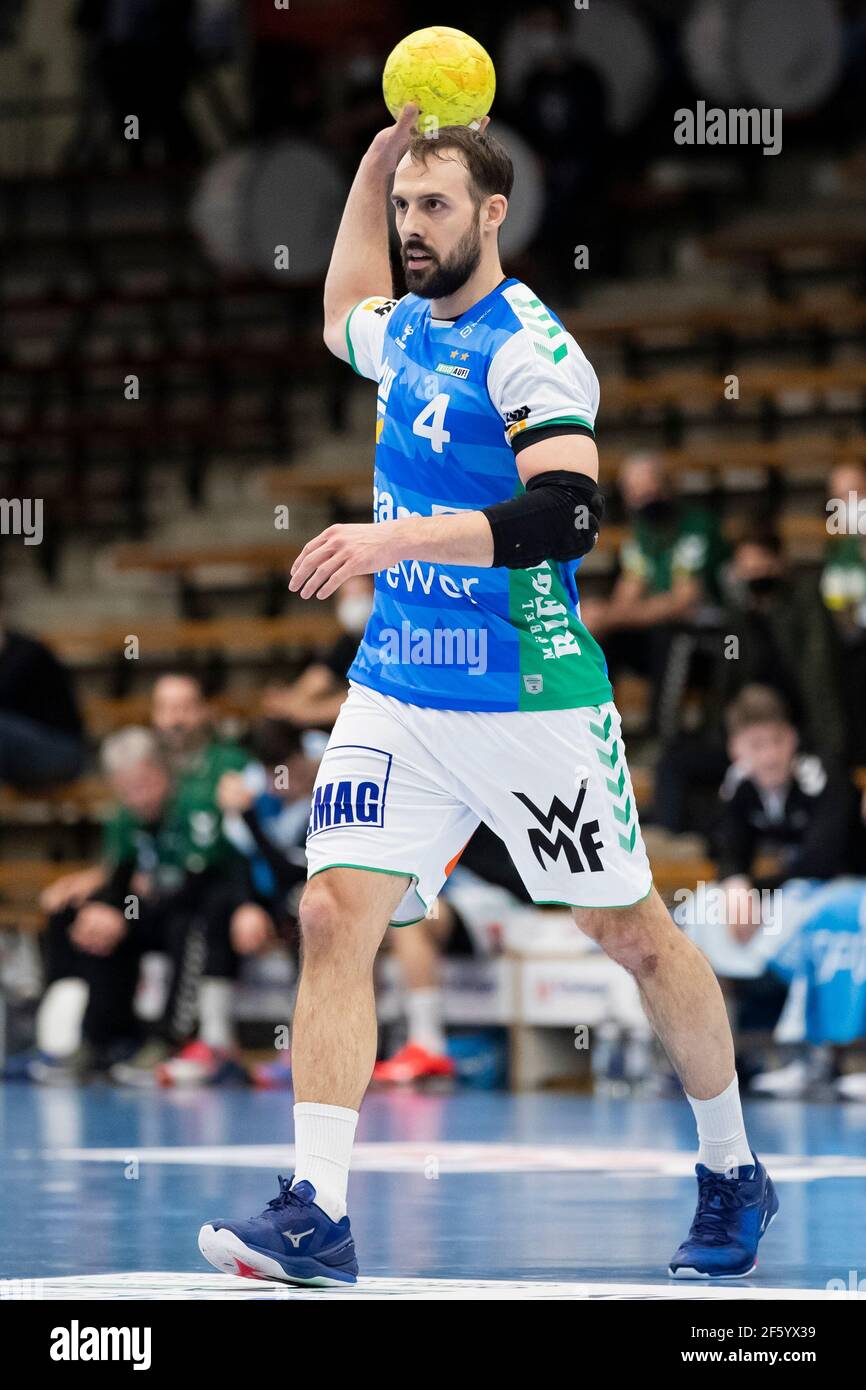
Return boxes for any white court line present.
[5,1273,864,1301]
[41,1142,866,1181]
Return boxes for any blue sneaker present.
[199,1176,358,1287]
[669,1152,779,1278]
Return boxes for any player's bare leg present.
[574,885,779,1277]
[573,886,734,1101]
[292,866,409,1109]
[199,866,407,1285]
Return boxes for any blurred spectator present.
[262,576,373,728]
[217,718,326,1089]
[322,32,394,169]
[72,0,200,167]
[218,718,321,933]
[720,525,847,761]
[713,685,858,939]
[502,4,613,288]
[0,618,86,789]
[248,0,399,141]
[35,726,258,1085]
[653,523,847,832]
[40,670,248,917]
[151,670,248,781]
[675,685,861,1089]
[581,453,726,734]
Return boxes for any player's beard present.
[402,219,482,299]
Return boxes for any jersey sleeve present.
[486,325,600,454]
[344,295,402,382]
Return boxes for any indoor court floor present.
[2,1085,865,1300]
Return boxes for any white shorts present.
[305,681,653,925]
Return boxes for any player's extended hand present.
[366,103,420,174]
[289,521,400,599]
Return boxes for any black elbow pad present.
[482,470,604,569]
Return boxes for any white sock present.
[406,987,446,1054]
[197,978,235,1050]
[686,1074,753,1175]
[292,1102,358,1221]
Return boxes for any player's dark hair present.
[725,684,791,736]
[407,125,514,206]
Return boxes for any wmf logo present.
[513,784,604,873]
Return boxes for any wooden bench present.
[0,779,110,826]
[43,614,340,665]
[602,362,866,413]
[566,295,866,345]
[82,691,259,737]
[589,512,829,562]
[0,861,91,932]
[109,541,303,578]
[264,432,866,510]
[701,211,866,264]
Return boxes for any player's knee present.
[297,879,345,955]
[573,905,664,978]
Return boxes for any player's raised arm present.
[322,103,419,362]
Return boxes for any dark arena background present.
[1,0,866,1333]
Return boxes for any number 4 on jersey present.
[412,394,451,455]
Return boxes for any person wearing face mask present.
[716,528,846,764]
[261,577,374,729]
[652,524,846,834]
[580,453,727,736]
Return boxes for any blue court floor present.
[2,1084,865,1299]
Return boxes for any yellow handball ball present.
[382,25,496,130]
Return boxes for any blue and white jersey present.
[342,277,613,712]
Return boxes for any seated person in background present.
[678,685,859,1088]
[0,610,86,788]
[262,575,373,728]
[151,669,249,783]
[40,668,250,916]
[35,725,259,1086]
[580,452,726,731]
[713,685,858,940]
[217,719,326,1088]
[821,459,866,769]
[218,719,322,941]
[652,524,846,833]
